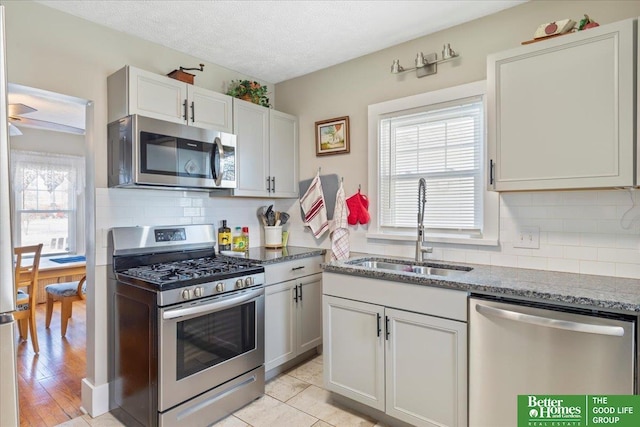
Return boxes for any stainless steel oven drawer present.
[159,366,264,427]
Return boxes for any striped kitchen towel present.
[330,182,349,260]
[300,172,329,238]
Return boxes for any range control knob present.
[194,287,203,298]
[181,289,192,300]
[235,279,245,289]
[215,283,225,293]
[244,277,254,287]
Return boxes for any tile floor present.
[56,355,384,427]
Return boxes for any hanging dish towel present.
[300,172,329,238]
[331,182,350,260]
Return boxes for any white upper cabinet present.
[108,65,232,132]
[233,98,299,198]
[269,109,299,198]
[487,18,635,191]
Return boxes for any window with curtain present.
[379,95,484,236]
[10,151,85,255]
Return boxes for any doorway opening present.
[9,83,92,426]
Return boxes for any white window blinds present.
[379,96,484,234]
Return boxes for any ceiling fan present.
[8,102,84,136]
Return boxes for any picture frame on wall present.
[315,116,350,156]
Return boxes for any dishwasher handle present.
[475,303,625,337]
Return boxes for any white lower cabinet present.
[323,272,467,427]
[265,257,323,371]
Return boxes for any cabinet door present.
[385,308,467,427]
[128,67,187,125]
[265,281,296,371]
[323,296,385,411]
[488,18,634,191]
[269,110,299,198]
[233,99,270,196]
[188,86,232,132]
[296,274,322,354]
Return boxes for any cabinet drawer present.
[265,256,323,284]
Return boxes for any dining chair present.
[45,275,87,337]
[14,243,44,354]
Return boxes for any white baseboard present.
[81,378,109,417]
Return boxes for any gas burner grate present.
[119,255,259,285]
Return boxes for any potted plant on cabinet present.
[226,80,271,107]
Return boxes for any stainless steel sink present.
[349,259,471,277]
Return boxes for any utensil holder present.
[264,226,283,248]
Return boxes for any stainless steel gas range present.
[108,224,265,427]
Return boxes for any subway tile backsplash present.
[95,188,276,266]
[435,189,640,278]
[95,187,640,280]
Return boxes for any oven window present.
[176,301,256,380]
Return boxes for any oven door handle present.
[162,288,263,320]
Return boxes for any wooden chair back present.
[14,243,43,353]
[45,275,87,337]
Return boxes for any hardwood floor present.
[16,300,86,427]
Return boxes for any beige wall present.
[9,127,84,155]
[4,0,274,188]
[276,0,640,196]
[276,1,640,254]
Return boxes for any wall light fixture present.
[391,44,460,78]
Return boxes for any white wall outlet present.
[513,226,540,249]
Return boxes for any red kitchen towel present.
[331,182,349,260]
[300,172,329,238]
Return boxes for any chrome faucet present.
[416,178,433,262]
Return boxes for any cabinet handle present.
[266,176,271,192]
[291,266,305,271]
[183,100,188,120]
[385,315,390,340]
[293,285,298,303]
[298,284,302,301]
[376,313,381,337]
[489,159,495,186]
[271,177,276,193]
[190,101,195,122]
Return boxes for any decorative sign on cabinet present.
[232,98,299,198]
[107,65,233,132]
[487,18,635,191]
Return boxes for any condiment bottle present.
[217,220,231,252]
[242,226,250,251]
[233,227,246,252]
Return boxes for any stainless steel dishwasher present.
[469,296,636,427]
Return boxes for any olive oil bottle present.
[217,220,231,252]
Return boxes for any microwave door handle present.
[211,137,224,186]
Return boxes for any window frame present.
[11,150,85,256]
[367,80,499,246]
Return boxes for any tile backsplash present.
[95,187,640,279]
[286,188,640,280]
[95,187,276,265]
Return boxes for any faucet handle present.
[420,243,433,253]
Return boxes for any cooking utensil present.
[267,210,276,226]
[280,212,290,225]
[257,207,267,226]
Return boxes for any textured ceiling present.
[37,0,526,84]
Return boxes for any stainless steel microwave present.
[108,115,237,191]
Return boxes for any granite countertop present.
[240,246,326,265]
[324,256,640,314]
